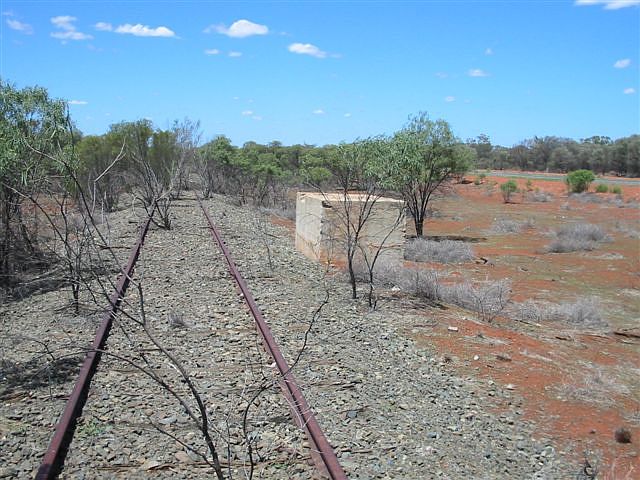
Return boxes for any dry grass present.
[405,237,475,263]
[489,217,535,234]
[546,223,611,253]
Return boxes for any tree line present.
[468,133,640,177]
[1,79,637,292]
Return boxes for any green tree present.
[565,169,596,193]
[385,112,472,236]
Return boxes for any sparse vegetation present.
[611,185,622,195]
[405,237,474,263]
[546,223,611,253]
[595,184,609,193]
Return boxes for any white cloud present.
[288,43,327,58]
[51,15,93,41]
[94,22,112,31]
[444,96,456,102]
[68,100,88,105]
[252,115,262,121]
[51,16,76,31]
[624,87,636,94]
[344,113,352,118]
[468,68,490,77]
[485,47,493,55]
[6,19,33,34]
[435,72,448,79]
[207,19,268,38]
[614,58,631,68]
[312,109,325,115]
[115,24,176,37]
[228,51,242,57]
[241,110,254,116]
[204,48,220,55]
[575,0,640,9]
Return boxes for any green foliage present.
[1,79,73,187]
[565,169,596,193]
[595,184,609,193]
[384,112,473,236]
[500,179,518,202]
[611,185,622,195]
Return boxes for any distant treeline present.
[466,134,640,177]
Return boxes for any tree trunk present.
[414,218,424,237]
[347,256,357,299]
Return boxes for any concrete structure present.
[295,191,405,267]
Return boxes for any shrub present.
[397,269,511,322]
[551,297,606,328]
[405,238,474,264]
[565,169,596,193]
[500,180,518,203]
[474,173,486,185]
[444,279,511,322]
[490,218,535,234]
[611,185,622,195]
[528,191,553,202]
[525,179,534,191]
[545,223,611,253]
[595,184,609,193]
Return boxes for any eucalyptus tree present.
[385,112,473,237]
[0,80,73,285]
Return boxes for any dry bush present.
[527,191,553,202]
[396,267,443,301]
[546,223,611,253]
[490,217,535,234]
[615,221,640,239]
[570,192,605,204]
[508,296,608,329]
[507,299,546,324]
[551,296,607,328]
[405,237,475,263]
[442,279,511,322]
[395,268,510,321]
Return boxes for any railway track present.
[35,199,345,479]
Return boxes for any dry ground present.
[274,172,640,478]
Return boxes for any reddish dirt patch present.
[412,315,640,476]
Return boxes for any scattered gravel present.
[1,192,578,479]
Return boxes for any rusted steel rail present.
[198,199,347,480]
[36,211,155,480]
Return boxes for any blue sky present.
[1,0,638,147]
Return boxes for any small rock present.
[473,355,480,361]
[175,451,192,463]
[447,326,459,332]
[496,353,512,362]
[159,416,177,425]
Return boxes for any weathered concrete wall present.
[295,192,405,266]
